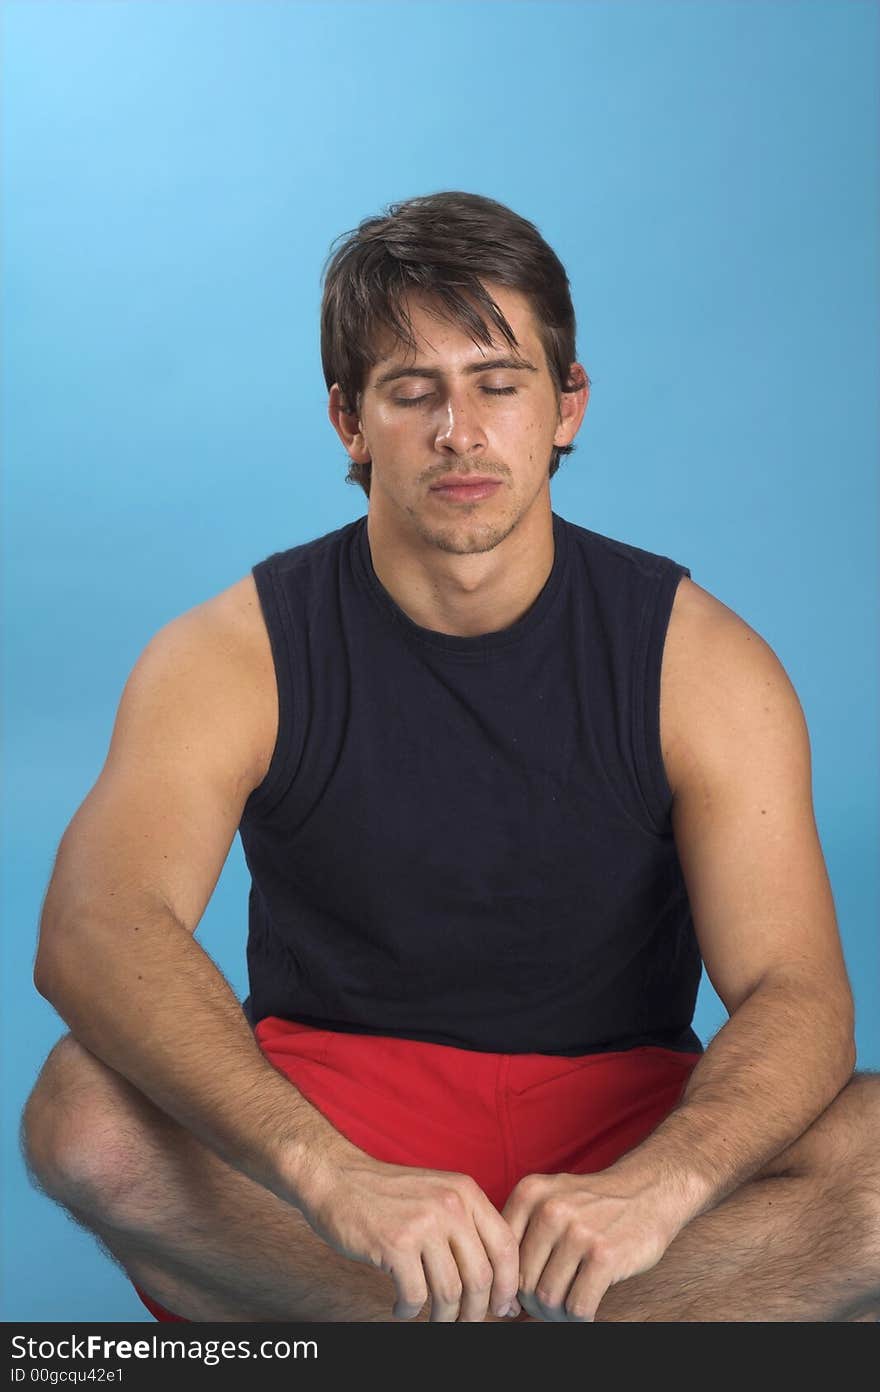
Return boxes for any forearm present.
[34,904,517,1324]
[608,974,855,1230]
[34,897,360,1210]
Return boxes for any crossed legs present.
[20,1033,880,1322]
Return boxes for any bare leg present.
[591,1173,872,1321]
[590,1072,880,1322]
[22,1033,505,1323]
[23,1036,880,1323]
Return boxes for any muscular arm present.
[611,975,853,1225]
[35,584,523,1322]
[34,582,357,1210]
[608,579,855,1224]
[503,579,856,1321]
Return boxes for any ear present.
[553,365,590,448]
[328,383,371,464]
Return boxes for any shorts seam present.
[495,1054,516,1202]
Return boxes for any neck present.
[364,502,556,638]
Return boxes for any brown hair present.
[320,190,588,498]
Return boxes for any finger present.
[500,1188,532,1246]
[530,1240,588,1322]
[471,1205,522,1317]
[563,1256,614,1323]
[516,1216,558,1315]
[517,1293,550,1321]
[387,1251,429,1321]
[447,1224,499,1322]
[421,1243,464,1323]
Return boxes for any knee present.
[835,1071,880,1166]
[20,1034,144,1221]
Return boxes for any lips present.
[429,477,503,503]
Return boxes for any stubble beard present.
[405,505,522,557]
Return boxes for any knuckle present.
[467,1265,494,1292]
[571,1219,595,1244]
[454,1172,479,1195]
[454,1175,482,1207]
[541,1196,572,1225]
[436,1282,463,1304]
[439,1186,467,1215]
[513,1174,543,1203]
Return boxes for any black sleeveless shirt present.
[238,511,703,1057]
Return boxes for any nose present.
[433,388,489,457]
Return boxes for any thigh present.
[751,1069,873,1182]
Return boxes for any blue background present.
[2,0,877,1321]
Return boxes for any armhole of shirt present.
[632,561,692,835]
[240,557,298,824]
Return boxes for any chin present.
[415,515,520,556]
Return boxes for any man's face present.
[330,283,587,556]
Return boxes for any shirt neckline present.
[353,510,570,655]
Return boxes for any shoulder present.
[660,576,809,803]
[148,573,278,793]
[173,572,272,673]
[200,572,269,646]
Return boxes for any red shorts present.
[133,1016,700,1322]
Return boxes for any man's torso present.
[217,552,721,818]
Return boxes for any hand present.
[501,1169,679,1322]
[299,1142,523,1322]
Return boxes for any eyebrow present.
[373,355,539,389]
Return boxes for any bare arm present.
[503,579,856,1320]
[34,581,355,1209]
[34,582,522,1321]
[598,579,856,1223]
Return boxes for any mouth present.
[428,477,504,504]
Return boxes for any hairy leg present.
[25,1036,879,1323]
[589,1072,880,1322]
[22,1033,509,1324]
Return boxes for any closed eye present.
[393,387,519,407]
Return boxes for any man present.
[22,191,880,1323]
